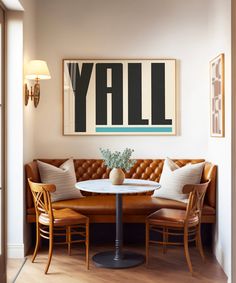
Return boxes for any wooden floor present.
[15,244,227,283]
[7,259,25,283]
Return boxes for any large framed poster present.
[63,59,176,135]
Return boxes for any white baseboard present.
[7,244,25,258]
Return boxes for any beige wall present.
[33,0,211,159]
[21,0,231,278]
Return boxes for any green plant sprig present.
[100,148,136,172]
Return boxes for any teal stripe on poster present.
[96,127,173,133]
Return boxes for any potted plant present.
[100,148,136,185]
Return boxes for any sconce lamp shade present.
[25,60,51,80]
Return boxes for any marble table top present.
[75,179,161,194]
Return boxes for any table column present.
[92,192,144,268]
[114,193,123,260]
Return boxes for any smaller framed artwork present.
[210,53,224,137]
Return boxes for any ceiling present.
[2,0,23,10]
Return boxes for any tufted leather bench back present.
[25,159,216,212]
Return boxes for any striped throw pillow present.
[152,157,205,202]
[37,158,83,202]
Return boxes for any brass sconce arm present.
[25,78,40,108]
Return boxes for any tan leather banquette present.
[25,159,216,224]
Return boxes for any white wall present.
[21,0,37,256]
[6,0,37,259]
[6,11,24,258]
[231,1,236,282]
[207,0,232,280]
[21,0,231,278]
[22,0,36,164]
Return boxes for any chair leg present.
[67,226,71,256]
[145,221,150,265]
[184,226,193,274]
[85,220,89,270]
[163,227,168,254]
[165,228,169,253]
[32,222,40,263]
[45,226,53,274]
[196,224,205,261]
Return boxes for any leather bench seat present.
[51,195,215,217]
[25,159,217,224]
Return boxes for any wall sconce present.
[25,60,51,107]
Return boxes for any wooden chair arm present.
[182,184,195,194]
[28,178,56,193]
[182,180,211,194]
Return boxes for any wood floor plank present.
[7,259,25,283]
[15,245,227,283]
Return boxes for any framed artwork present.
[63,59,176,135]
[210,54,225,137]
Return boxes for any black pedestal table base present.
[92,193,144,269]
[92,251,144,269]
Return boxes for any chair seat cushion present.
[147,208,199,227]
[39,208,88,226]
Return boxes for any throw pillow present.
[37,158,83,202]
[152,157,205,202]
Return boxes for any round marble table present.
[75,179,160,269]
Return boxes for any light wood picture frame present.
[63,59,176,135]
[210,54,225,137]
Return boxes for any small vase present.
[109,168,125,185]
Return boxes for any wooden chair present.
[146,181,210,274]
[28,178,89,274]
